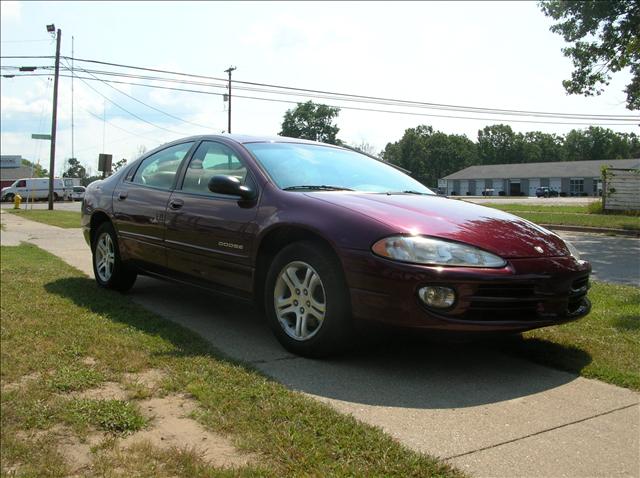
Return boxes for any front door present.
[113,141,195,270]
[164,141,260,293]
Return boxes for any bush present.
[587,200,603,214]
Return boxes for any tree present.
[279,101,341,144]
[21,159,48,177]
[350,141,380,157]
[81,175,102,187]
[563,126,640,161]
[539,0,640,110]
[382,125,477,187]
[477,125,520,165]
[113,159,128,171]
[62,158,86,179]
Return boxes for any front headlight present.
[564,240,581,260]
[372,235,507,268]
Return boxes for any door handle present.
[117,191,128,200]
[168,199,184,210]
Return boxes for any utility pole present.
[71,35,75,168]
[224,66,236,133]
[47,26,61,211]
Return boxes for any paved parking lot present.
[1,211,638,478]
[464,196,597,205]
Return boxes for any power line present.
[10,71,636,127]
[1,39,50,43]
[3,57,639,123]
[68,70,193,136]
[57,55,639,121]
[63,67,640,123]
[67,62,216,131]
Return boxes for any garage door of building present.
[529,178,540,196]
[550,178,561,193]
[460,180,469,195]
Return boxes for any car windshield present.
[244,142,433,194]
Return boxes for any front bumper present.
[342,249,591,333]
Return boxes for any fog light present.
[418,286,456,308]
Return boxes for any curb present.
[542,224,640,238]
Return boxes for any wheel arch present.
[89,211,112,245]
[253,225,344,308]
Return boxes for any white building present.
[439,158,640,197]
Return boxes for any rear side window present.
[182,141,247,195]
[132,142,194,190]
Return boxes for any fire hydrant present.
[13,193,22,209]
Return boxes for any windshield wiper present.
[283,185,354,191]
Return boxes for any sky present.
[1,1,638,176]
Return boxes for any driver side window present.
[132,142,194,190]
[182,141,247,195]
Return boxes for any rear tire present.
[92,222,137,292]
[264,241,352,358]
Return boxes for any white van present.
[1,178,69,202]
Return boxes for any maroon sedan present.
[82,135,591,357]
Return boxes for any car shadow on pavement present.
[45,276,592,410]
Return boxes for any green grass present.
[483,203,640,230]
[5,209,81,229]
[1,243,462,478]
[63,399,147,434]
[502,282,640,390]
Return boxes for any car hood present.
[306,193,570,258]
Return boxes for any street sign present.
[98,153,112,172]
[31,133,52,140]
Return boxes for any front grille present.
[466,283,541,320]
[442,275,590,322]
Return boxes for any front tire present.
[92,222,137,292]
[264,241,352,357]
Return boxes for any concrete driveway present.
[1,211,638,478]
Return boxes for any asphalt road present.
[558,231,639,285]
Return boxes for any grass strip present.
[5,209,81,229]
[481,204,640,230]
[502,282,640,390]
[1,243,461,477]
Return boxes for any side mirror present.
[208,175,255,200]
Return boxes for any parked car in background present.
[71,186,86,201]
[82,134,591,357]
[535,187,559,198]
[1,177,68,202]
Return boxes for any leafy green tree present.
[81,175,102,187]
[21,159,48,177]
[563,126,640,161]
[517,131,565,163]
[477,124,520,165]
[280,101,341,144]
[382,125,477,187]
[62,158,86,179]
[350,141,380,157]
[539,0,640,110]
[113,158,128,171]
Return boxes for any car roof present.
[166,134,343,148]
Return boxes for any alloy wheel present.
[273,261,326,341]
[95,232,115,282]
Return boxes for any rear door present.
[113,141,196,270]
[164,140,259,293]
